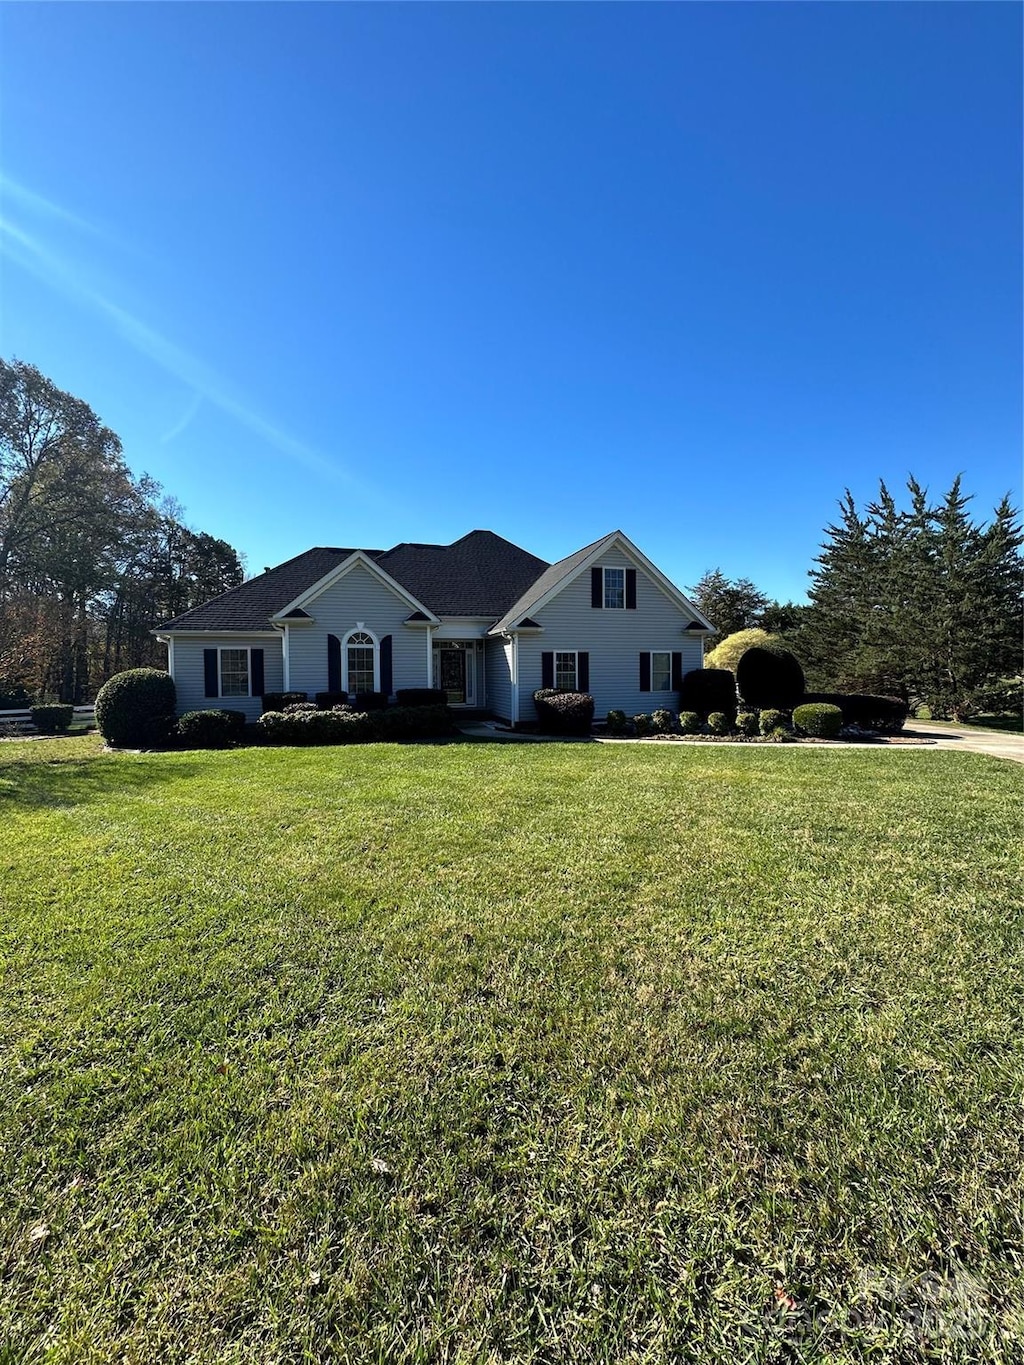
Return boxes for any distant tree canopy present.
[0,359,243,703]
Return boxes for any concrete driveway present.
[902,721,1024,765]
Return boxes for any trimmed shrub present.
[314,691,350,711]
[631,713,652,737]
[677,710,701,734]
[803,691,908,736]
[257,708,371,746]
[395,688,448,708]
[533,690,595,736]
[705,628,779,675]
[261,691,307,713]
[95,668,176,749]
[30,704,73,734]
[737,645,805,710]
[678,668,737,719]
[706,711,732,736]
[793,702,843,739]
[759,708,790,736]
[354,691,388,712]
[283,701,318,714]
[605,709,629,736]
[177,709,246,748]
[651,709,676,733]
[736,710,759,737]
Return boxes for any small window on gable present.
[555,651,578,691]
[603,567,625,609]
[220,648,250,697]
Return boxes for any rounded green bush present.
[605,709,628,736]
[736,710,759,737]
[737,645,805,710]
[651,709,676,733]
[677,710,701,735]
[177,709,246,749]
[759,708,790,736]
[706,711,732,736]
[631,713,652,737]
[94,668,176,749]
[30,703,73,734]
[678,668,736,719]
[793,702,843,739]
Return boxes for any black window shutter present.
[327,634,341,692]
[204,648,218,698]
[591,566,602,608]
[625,568,637,609]
[577,652,589,693]
[671,652,684,691]
[250,648,265,697]
[639,652,651,692]
[380,635,393,697]
[541,651,554,689]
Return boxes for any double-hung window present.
[555,651,578,691]
[603,567,625,609]
[219,648,250,697]
[650,651,672,691]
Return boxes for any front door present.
[439,647,467,704]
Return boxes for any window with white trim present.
[345,630,376,693]
[555,651,578,690]
[603,567,625,609]
[650,651,672,691]
[219,648,250,697]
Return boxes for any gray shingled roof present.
[159,547,361,630]
[158,530,551,630]
[375,531,549,617]
[489,531,614,634]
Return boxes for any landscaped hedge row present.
[29,704,74,734]
[261,692,309,713]
[533,690,595,736]
[257,704,455,746]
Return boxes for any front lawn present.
[1,737,1021,1362]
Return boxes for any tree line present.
[690,478,1023,720]
[0,359,243,706]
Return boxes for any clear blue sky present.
[1,3,1019,602]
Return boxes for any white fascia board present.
[274,550,440,623]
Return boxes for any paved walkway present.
[901,721,1024,765]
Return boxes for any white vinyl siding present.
[485,637,513,722]
[166,634,283,722]
[517,551,703,720]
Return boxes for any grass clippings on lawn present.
[1,735,1022,1363]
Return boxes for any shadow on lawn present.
[0,752,202,811]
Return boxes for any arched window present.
[344,629,377,694]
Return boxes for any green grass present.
[1,736,1022,1363]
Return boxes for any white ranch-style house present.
[156,530,714,725]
